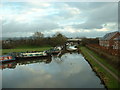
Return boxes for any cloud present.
[72,2,118,29]
[2,19,60,37]
[28,2,51,8]
[2,52,105,88]
[1,2,118,37]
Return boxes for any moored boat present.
[66,45,78,51]
[45,47,62,55]
[0,55,15,62]
[15,51,51,60]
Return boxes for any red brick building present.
[99,31,120,50]
[113,36,120,49]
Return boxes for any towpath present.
[85,50,120,82]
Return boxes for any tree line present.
[2,32,67,49]
[2,31,100,49]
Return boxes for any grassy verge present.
[86,46,120,77]
[80,46,120,88]
[86,45,120,76]
[1,45,52,55]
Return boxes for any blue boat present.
[45,46,62,55]
[0,55,16,62]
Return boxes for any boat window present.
[8,56,12,59]
[4,57,8,60]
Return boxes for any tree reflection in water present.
[52,51,80,64]
[2,52,105,88]
[0,51,80,70]
[0,57,52,70]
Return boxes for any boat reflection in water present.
[2,52,105,88]
[0,57,52,70]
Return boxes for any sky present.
[0,1,118,38]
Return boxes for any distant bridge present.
[67,39,82,42]
[66,39,82,45]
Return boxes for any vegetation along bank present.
[80,46,120,88]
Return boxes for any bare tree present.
[33,32,44,39]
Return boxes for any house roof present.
[113,36,120,41]
[100,31,119,40]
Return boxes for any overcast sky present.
[0,1,118,38]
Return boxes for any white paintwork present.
[67,46,77,51]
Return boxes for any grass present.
[80,46,120,88]
[1,45,52,55]
[85,47,120,77]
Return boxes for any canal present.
[1,52,105,88]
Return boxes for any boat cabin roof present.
[0,55,13,57]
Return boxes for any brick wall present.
[99,32,120,50]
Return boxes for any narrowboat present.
[45,46,62,55]
[0,55,16,62]
[15,51,51,60]
[46,49,60,55]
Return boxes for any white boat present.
[20,51,47,57]
[66,45,78,51]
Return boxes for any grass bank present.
[80,46,120,88]
[1,45,52,55]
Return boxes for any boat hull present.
[15,55,51,60]
[1,59,15,63]
[0,55,16,63]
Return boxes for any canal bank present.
[1,46,52,55]
[80,46,120,88]
[2,52,105,88]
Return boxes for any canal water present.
[1,52,105,88]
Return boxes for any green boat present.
[15,51,50,60]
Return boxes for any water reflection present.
[2,52,105,88]
[1,58,52,70]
